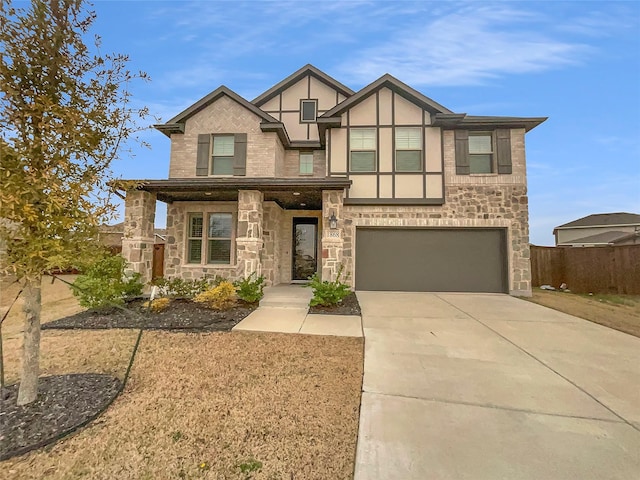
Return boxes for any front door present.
[292,218,318,281]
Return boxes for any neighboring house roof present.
[321,73,454,118]
[99,222,167,239]
[154,86,280,137]
[554,212,640,232]
[557,230,639,246]
[252,64,355,106]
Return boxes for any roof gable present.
[155,86,278,137]
[252,64,355,106]
[555,212,640,230]
[321,74,454,118]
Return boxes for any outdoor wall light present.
[328,212,338,229]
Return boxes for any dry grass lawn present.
[526,289,640,338]
[1,276,364,479]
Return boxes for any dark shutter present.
[196,134,210,176]
[455,130,469,175]
[233,133,247,176]
[496,129,512,174]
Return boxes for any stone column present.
[236,190,264,279]
[321,190,345,283]
[122,189,156,285]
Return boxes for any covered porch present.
[120,178,350,286]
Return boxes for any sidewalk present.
[233,285,362,337]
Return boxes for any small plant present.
[236,458,262,477]
[234,272,266,303]
[153,276,223,298]
[307,264,351,307]
[198,461,210,471]
[73,254,143,309]
[143,297,171,313]
[171,430,183,442]
[194,281,237,310]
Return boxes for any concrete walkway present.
[232,285,362,337]
[355,292,640,480]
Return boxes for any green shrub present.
[153,276,223,298]
[73,255,143,309]
[194,281,237,310]
[307,265,351,307]
[234,272,265,303]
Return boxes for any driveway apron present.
[354,292,640,480]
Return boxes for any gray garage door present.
[355,228,508,293]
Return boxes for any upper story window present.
[211,135,235,175]
[395,127,422,172]
[350,128,376,172]
[187,212,233,265]
[468,133,493,174]
[299,152,314,175]
[300,100,317,122]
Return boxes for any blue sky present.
[83,0,639,246]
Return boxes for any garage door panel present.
[355,228,507,293]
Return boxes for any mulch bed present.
[308,292,362,315]
[42,298,258,332]
[1,374,122,461]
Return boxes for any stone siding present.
[122,190,157,285]
[168,95,279,178]
[341,184,531,295]
[321,190,345,282]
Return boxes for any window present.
[208,213,233,264]
[299,152,314,175]
[300,100,317,122]
[211,135,234,175]
[469,133,493,174]
[186,212,233,264]
[187,214,203,263]
[350,128,376,172]
[395,127,422,171]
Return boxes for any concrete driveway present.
[354,292,640,480]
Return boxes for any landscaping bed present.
[42,298,257,332]
[308,292,361,316]
[1,374,122,461]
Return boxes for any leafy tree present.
[0,0,149,405]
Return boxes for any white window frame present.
[186,212,235,265]
[211,135,235,176]
[349,128,377,172]
[299,152,314,175]
[187,213,204,264]
[395,127,422,172]
[468,132,494,174]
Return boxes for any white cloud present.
[335,5,591,86]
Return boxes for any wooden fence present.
[530,245,640,294]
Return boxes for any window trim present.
[186,213,204,264]
[210,134,235,177]
[207,213,233,265]
[299,151,314,176]
[185,211,235,266]
[468,132,495,174]
[349,127,377,172]
[300,99,318,123]
[394,127,423,172]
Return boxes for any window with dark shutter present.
[496,129,512,174]
[454,130,470,175]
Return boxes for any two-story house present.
[119,65,545,296]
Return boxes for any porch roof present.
[127,177,351,209]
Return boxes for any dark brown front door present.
[292,218,318,281]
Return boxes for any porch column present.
[321,190,345,282]
[122,189,156,285]
[236,190,264,279]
